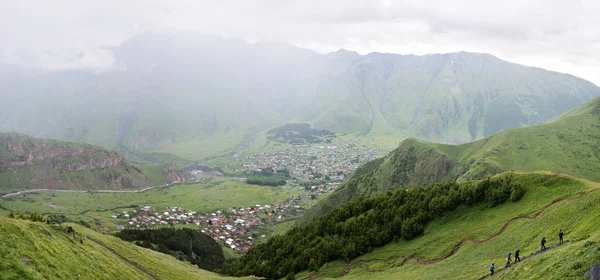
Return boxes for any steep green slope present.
[2,33,598,160]
[0,218,247,279]
[0,132,191,193]
[292,102,600,273]
[301,52,600,144]
[293,173,600,280]
[303,96,600,222]
[222,173,526,279]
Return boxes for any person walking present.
[490,263,495,276]
[559,230,564,245]
[505,252,512,268]
[541,237,547,253]
[514,249,521,263]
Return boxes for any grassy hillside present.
[293,172,600,280]
[0,132,191,193]
[0,218,249,279]
[303,96,600,222]
[223,173,526,278]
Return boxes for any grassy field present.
[0,178,299,232]
[296,172,600,279]
[155,130,247,161]
[136,152,194,167]
[0,218,250,280]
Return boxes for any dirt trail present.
[88,237,159,280]
[477,242,568,280]
[304,188,599,280]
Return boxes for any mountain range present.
[1,31,599,161]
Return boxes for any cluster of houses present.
[114,198,305,252]
[237,143,381,182]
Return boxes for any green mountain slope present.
[303,96,600,222]
[1,32,598,160]
[302,52,600,144]
[291,173,600,280]
[0,132,191,193]
[0,218,247,279]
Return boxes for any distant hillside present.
[302,96,600,222]
[1,31,598,160]
[0,132,191,193]
[302,51,600,144]
[0,218,246,279]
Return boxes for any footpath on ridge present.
[477,241,569,280]
[303,187,599,280]
[87,237,159,280]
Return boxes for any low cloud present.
[0,0,599,84]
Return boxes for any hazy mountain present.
[303,51,600,142]
[1,31,598,159]
[300,96,600,223]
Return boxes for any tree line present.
[245,168,290,186]
[115,228,225,271]
[219,175,525,279]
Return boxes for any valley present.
[2,24,600,280]
[5,97,600,279]
[3,33,600,163]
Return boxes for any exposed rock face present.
[0,132,191,192]
[164,170,191,184]
[4,134,124,171]
[51,155,124,171]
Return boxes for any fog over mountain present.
[1,31,599,158]
[2,0,600,86]
[4,2,600,280]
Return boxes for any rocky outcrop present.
[0,132,190,192]
[50,154,124,171]
[3,133,124,171]
[164,170,192,184]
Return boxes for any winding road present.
[1,184,173,198]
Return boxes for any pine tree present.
[8,211,15,218]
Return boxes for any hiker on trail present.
[559,230,564,245]
[515,250,521,263]
[490,263,495,276]
[541,237,547,253]
[505,252,512,268]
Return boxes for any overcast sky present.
[1,0,599,85]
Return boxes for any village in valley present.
[113,197,305,253]
[114,143,383,252]
[236,143,381,182]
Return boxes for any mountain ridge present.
[0,132,191,193]
[300,96,600,223]
[1,31,599,160]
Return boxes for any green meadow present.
[0,178,299,231]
